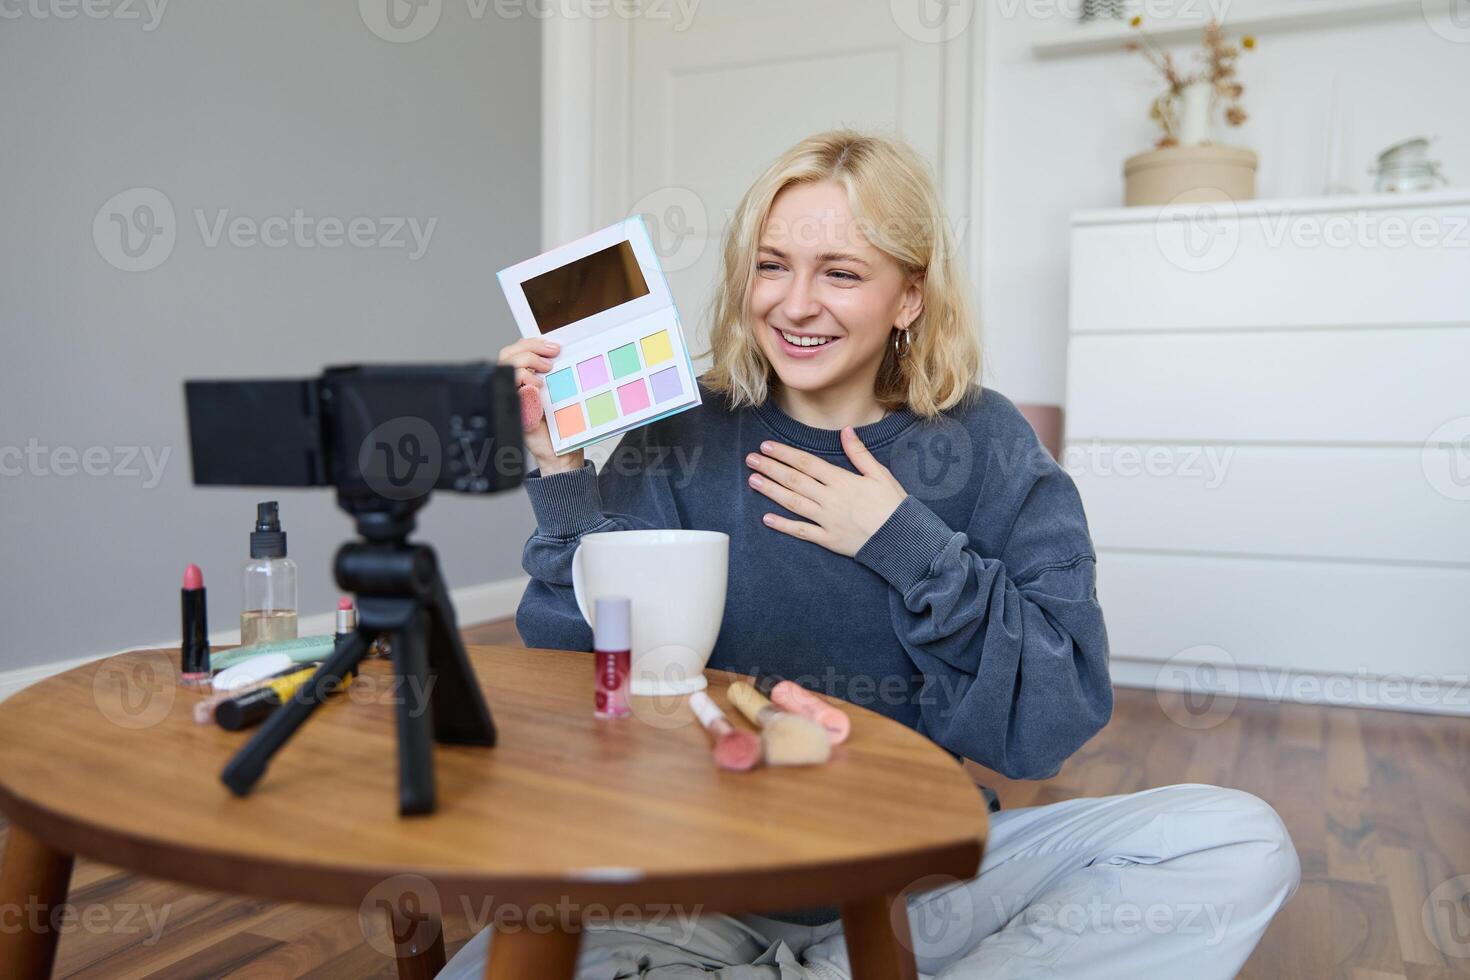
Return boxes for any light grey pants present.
[438,784,1300,980]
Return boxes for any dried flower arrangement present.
[1127,17,1255,148]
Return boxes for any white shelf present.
[1031,0,1426,58]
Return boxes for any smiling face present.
[749,181,923,414]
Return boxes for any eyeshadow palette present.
[497,215,701,455]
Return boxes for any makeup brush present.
[727,681,831,766]
[754,673,851,745]
[687,691,762,771]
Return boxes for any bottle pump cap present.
[250,501,288,559]
[593,596,630,652]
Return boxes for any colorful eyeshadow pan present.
[585,391,618,427]
[577,356,610,390]
[617,379,650,414]
[546,368,577,404]
[640,330,673,366]
[553,403,587,438]
[608,343,641,379]
[650,366,682,403]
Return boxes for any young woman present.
[457,131,1299,979]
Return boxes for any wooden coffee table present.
[0,646,988,979]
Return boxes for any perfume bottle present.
[241,501,298,646]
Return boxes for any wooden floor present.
[3,619,1466,979]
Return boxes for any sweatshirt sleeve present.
[853,460,1112,780]
[515,430,682,650]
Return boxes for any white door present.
[548,0,978,361]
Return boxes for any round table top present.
[0,647,987,913]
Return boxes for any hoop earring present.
[893,327,911,358]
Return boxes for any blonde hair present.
[702,130,980,418]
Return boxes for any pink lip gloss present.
[593,596,631,719]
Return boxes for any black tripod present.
[221,493,496,816]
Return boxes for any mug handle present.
[571,543,593,626]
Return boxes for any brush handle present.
[688,691,733,737]
[727,681,777,728]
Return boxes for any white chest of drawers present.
[1065,190,1470,713]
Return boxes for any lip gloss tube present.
[593,596,631,719]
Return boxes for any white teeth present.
[780,330,832,348]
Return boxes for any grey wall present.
[0,2,541,671]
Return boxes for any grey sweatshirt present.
[516,384,1112,782]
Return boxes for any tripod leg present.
[221,632,371,797]
[424,563,496,747]
[393,610,437,816]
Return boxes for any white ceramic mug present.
[571,529,728,695]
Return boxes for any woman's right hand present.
[498,337,585,477]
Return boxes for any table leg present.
[841,893,918,980]
[0,824,75,979]
[388,907,445,980]
[483,923,582,980]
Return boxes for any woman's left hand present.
[746,428,909,557]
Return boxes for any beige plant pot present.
[1124,145,1258,206]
